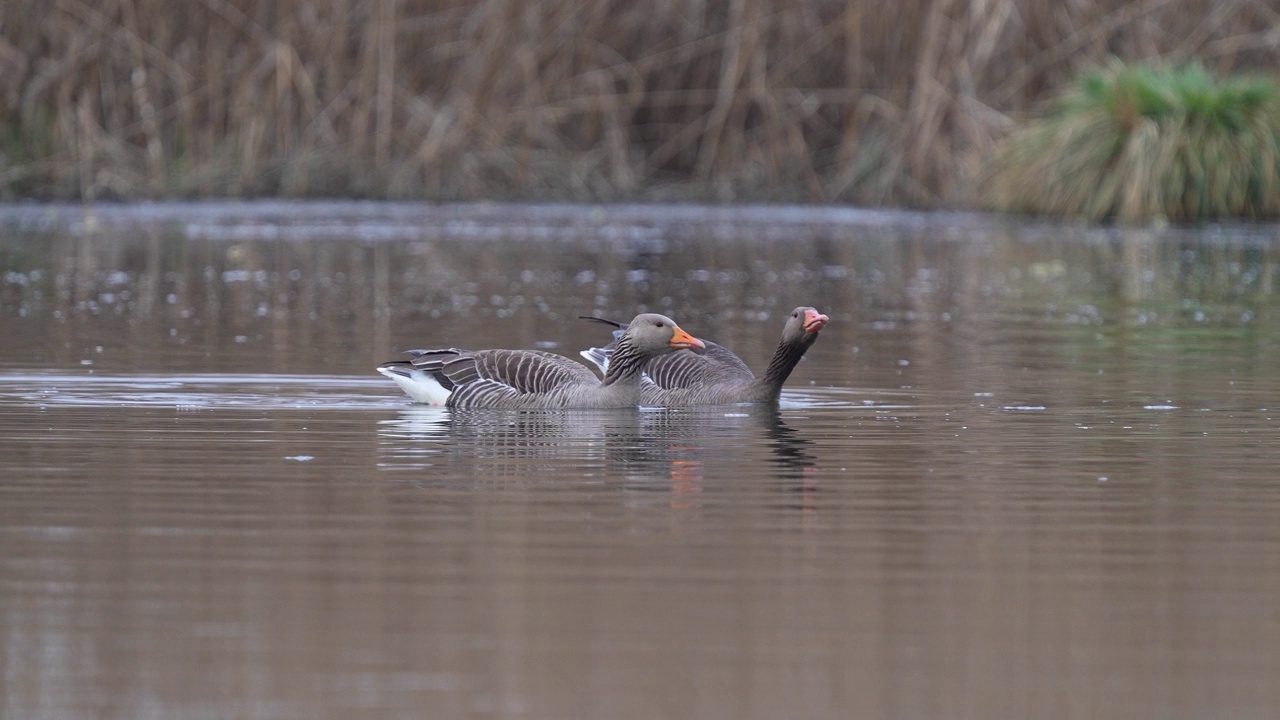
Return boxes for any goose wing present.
[642,341,754,389]
[412,348,598,405]
[577,317,626,375]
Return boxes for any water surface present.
[2,203,1278,719]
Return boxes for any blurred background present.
[1,0,1277,206]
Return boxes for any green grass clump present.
[985,62,1280,223]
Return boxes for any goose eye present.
[656,322,665,327]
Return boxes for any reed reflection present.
[4,206,1274,380]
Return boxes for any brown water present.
[2,203,1278,719]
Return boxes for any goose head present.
[782,306,829,347]
[623,313,705,356]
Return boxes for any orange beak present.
[803,309,829,333]
[669,325,705,350]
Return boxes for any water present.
[1,203,1278,719]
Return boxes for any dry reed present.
[1,0,1277,205]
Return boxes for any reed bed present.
[985,62,1280,222]
[1,0,1277,205]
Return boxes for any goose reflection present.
[376,404,817,498]
[376,407,653,483]
[628,406,818,521]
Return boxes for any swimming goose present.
[377,313,704,408]
[580,306,828,405]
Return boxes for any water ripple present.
[0,373,887,413]
[0,373,400,410]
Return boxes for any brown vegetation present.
[1,0,1277,204]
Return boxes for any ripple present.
[0,373,402,411]
[778,385,913,410]
[0,373,887,414]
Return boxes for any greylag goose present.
[579,306,828,405]
[377,313,704,408]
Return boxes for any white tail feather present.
[377,366,452,405]
[579,347,610,375]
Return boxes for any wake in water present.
[0,372,890,412]
[0,373,399,411]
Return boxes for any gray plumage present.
[580,306,828,405]
[377,313,703,408]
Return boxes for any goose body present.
[378,313,703,408]
[580,306,828,406]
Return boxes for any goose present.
[579,306,828,405]
[377,313,704,408]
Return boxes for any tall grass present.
[985,62,1280,222]
[1,0,1277,205]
